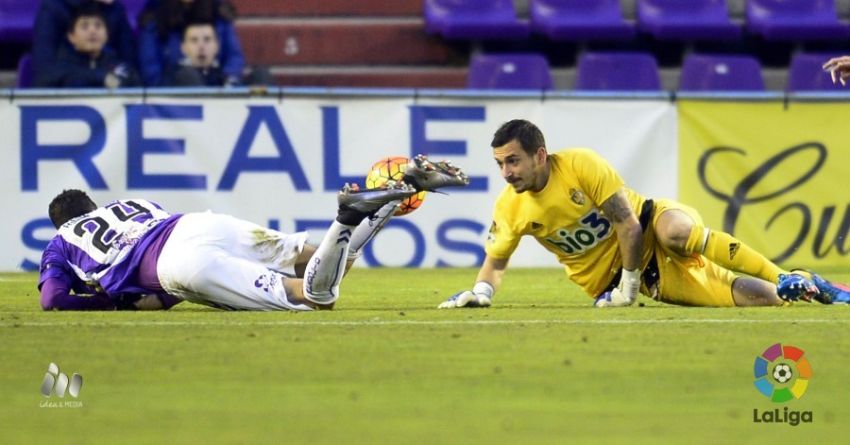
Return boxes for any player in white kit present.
[38,156,469,311]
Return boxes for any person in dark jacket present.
[40,4,140,88]
[33,0,137,87]
[138,0,244,86]
[163,22,225,86]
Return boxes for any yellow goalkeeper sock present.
[684,225,785,283]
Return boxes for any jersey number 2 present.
[72,201,152,254]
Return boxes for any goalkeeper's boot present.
[336,181,414,225]
[403,154,470,192]
[776,272,819,303]
[792,270,850,304]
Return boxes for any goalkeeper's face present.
[493,139,548,193]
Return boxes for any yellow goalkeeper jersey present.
[485,148,647,297]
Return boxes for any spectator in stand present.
[33,0,137,87]
[138,0,245,86]
[39,3,140,88]
[163,22,270,86]
[163,22,226,86]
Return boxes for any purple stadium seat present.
[788,53,848,91]
[0,0,39,42]
[575,52,661,91]
[425,0,531,40]
[747,0,850,41]
[530,0,635,41]
[467,54,553,89]
[680,54,764,91]
[16,54,34,89]
[637,0,741,41]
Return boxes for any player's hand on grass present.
[438,290,491,308]
[438,282,494,309]
[594,269,640,308]
[594,288,635,307]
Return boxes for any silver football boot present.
[403,154,470,192]
[337,181,416,215]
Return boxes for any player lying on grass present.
[440,119,850,309]
[38,156,468,311]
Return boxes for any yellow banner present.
[679,100,850,268]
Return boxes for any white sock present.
[347,200,399,261]
[303,221,354,305]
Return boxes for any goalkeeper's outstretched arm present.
[476,255,509,296]
[596,188,643,307]
[439,255,508,308]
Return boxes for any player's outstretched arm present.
[40,278,183,311]
[438,255,508,309]
[596,189,643,307]
[40,278,116,311]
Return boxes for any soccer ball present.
[773,363,793,383]
[365,156,425,216]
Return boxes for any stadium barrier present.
[2,87,848,271]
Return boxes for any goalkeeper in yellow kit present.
[438,119,849,308]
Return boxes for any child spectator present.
[138,0,244,86]
[33,0,137,87]
[40,4,140,88]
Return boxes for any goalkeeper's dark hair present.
[491,119,546,156]
[49,189,97,228]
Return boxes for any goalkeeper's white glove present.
[594,268,640,308]
[438,282,494,309]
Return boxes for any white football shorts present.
[157,212,311,310]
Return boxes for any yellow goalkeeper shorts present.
[650,199,738,307]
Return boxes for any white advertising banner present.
[0,94,676,272]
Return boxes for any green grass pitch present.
[2,268,850,444]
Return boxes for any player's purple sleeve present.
[40,277,116,311]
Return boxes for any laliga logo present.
[752,343,813,426]
[754,343,811,402]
